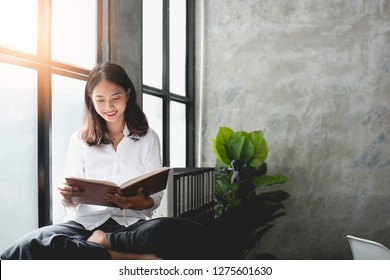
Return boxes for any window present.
[0,62,38,252]
[0,0,38,54]
[0,0,99,251]
[52,0,97,69]
[51,75,86,223]
[142,0,195,167]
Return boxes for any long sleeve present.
[62,131,85,213]
[64,131,85,179]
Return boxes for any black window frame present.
[142,0,195,168]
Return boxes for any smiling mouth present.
[105,111,117,117]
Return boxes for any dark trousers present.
[0,217,207,260]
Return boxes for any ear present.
[127,89,131,101]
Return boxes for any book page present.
[119,167,171,188]
[66,177,119,187]
[119,167,171,197]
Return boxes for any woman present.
[1,63,206,260]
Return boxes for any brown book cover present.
[65,167,171,207]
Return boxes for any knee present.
[151,218,209,259]
[87,230,110,248]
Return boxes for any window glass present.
[52,0,97,69]
[143,94,163,155]
[51,75,85,223]
[0,62,38,252]
[0,0,38,54]
[142,0,163,89]
[170,101,186,167]
[169,0,186,96]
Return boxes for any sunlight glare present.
[0,0,38,54]
[52,0,97,69]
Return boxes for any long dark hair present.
[81,62,149,146]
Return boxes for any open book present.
[65,167,171,207]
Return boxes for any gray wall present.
[109,0,142,104]
[196,0,390,259]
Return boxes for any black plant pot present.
[211,190,290,259]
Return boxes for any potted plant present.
[211,127,289,259]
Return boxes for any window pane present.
[170,101,186,167]
[0,0,38,54]
[143,94,163,155]
[143,0,163,89]
[52,75,85,224]
[0,62,38,252]
[52,0,97,69]
[169,0,186,96]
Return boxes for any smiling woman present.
[0,62,208,260]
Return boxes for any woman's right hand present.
[58,183,84,208]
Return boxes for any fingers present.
[137,187,144,194]
[105,188,150,210]
[58,183,84,200]
[117,187,143,196]
[105,193,131,209]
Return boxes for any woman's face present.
[91,80,129,126]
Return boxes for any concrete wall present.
[109,0,142,104]
[196,0,390,259]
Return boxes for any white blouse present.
[62,126,163,230]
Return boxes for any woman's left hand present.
[105,188,154,210]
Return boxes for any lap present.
[1,220,110,260]
[1,217,207,260]
[29,220,90,239]
[107,217,207,259]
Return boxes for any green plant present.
[211,127,289,259]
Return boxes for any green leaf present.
[256,190,290,203]
[225,132,254,164]
[215,177,240,207]
[224,133,244,162]
[212,127,233,166]
[252,162,267,177]
[252,174,288,188]
[249,130,268,168]
[215,176,232,196]
[240,132,255,164]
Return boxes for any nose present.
[104,100,114,111]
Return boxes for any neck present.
[107,119,125,138]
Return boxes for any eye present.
[95,99,104,103]
[113,96,121,101]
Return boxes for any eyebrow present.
[94,92,122,98]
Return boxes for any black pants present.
[0,217,207,260]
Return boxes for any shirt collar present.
[124,124,142,141]
[123,124,130,136]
